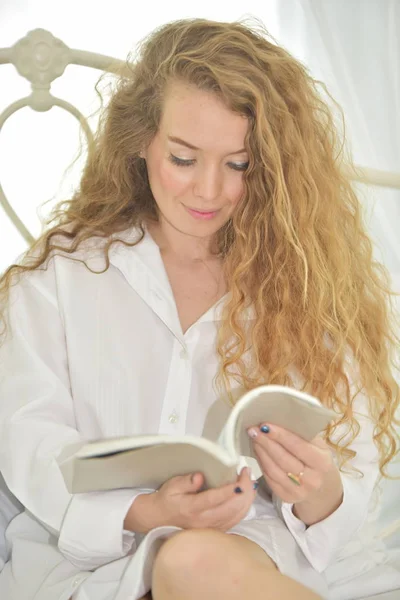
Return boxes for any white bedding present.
[1,468,399,598]
[0,473,22,570]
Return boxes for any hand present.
[125,467,257,534]
[154,467,257,531]
[247,423,343,524]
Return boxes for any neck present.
[147,217,218,264]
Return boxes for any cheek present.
[227,177,245,208]
[158,163,191,196]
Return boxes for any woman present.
[0,17,398,600]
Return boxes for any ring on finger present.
[287,471,304,486]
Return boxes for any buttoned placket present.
[68,573,89,597]
[158,327,201,433]
[109,237,197,433]
[109,232,228,435]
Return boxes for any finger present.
[254,437,305,476]
[254,447,307,501]
[262,471,302,504]
[237,466,258,493]
[190,472,205,491]
[191,468,254,513]
[253,423,333,472]
[165,472,205,496]
[199,469,256,526]
[204,489,254,529]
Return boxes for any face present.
[142,81,249,240]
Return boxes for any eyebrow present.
[168,135,246,155]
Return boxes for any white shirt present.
[0,226,386,598]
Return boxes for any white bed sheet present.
[0,473,21,571]
[1,472,399,598]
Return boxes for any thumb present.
[187,472,204,492]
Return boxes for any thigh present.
[154,528,276,576]
[226,533,278,570]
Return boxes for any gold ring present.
[287,471,304,486]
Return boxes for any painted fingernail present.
[247,428,258,438]
[234,486,243,494]
[260,425,270,433]
[253,481,259,490]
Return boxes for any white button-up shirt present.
[0,227,384,599]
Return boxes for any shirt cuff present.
[279,475,369,572]
[58,489,152,570]
[280,502,307,533]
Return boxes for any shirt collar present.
[107,225,255,325]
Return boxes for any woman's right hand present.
[124,467,257,534]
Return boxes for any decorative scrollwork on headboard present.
[0,29,125,244]
[0,29,399,245]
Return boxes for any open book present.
[59,385,338,494]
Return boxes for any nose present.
[193,164,222,203]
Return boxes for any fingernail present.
[247,427,258,439]
[234,486,243,494]
[260,425,270,433]
[253,481,259,490]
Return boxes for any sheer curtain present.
[275,0,400,291]
[274,0,400,546]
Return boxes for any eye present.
[168,153,249,172]
[169,154,195,167]
[228,162,249,172]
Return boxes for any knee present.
[153,529,245,582]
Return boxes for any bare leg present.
[151,529,322,600]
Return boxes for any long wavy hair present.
[1,17,399,475]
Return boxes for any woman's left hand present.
[247,423,344,523]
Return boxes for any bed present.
[0,28,399,600]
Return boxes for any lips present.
[186,206,219,213]
[184,205,220,221]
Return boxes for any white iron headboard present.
[0,29,124,244]
[0,28,400,245]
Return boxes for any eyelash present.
[169,154,249,172]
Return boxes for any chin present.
[183,217,228,237]
[159,206,231,238]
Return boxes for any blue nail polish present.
[234,486,243,494]
[253,481,259,490]
[260,425,270,433]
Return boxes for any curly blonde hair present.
[1,17,399,475]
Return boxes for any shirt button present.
[179,347,189,359]
[168,411,179,423]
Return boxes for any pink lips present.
[184,205,220,220]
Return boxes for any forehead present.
[160,81,249,152]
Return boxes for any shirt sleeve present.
[275,388,381,572]
[0,268,153,570]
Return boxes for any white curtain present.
[274,0,400,291]
[274,0,400,545]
